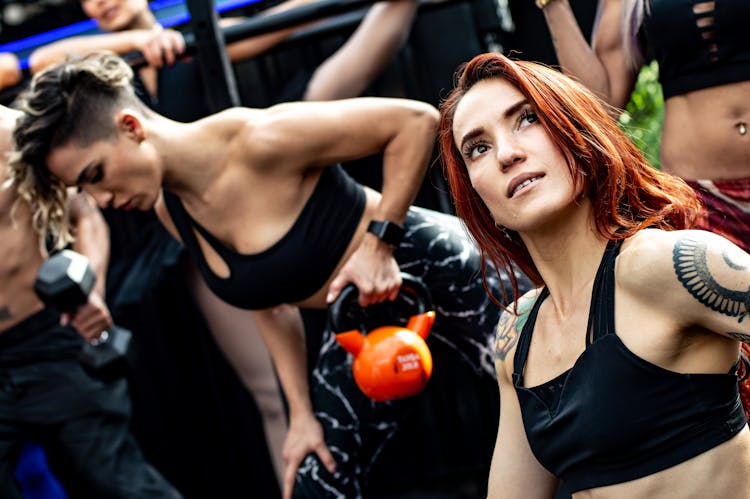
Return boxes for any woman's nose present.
[90,189,114,209]
[496,139,526,170]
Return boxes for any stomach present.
[0,268,46,333]
[573,427,750,499]
[0,199,48,332]
[661,81,750,180]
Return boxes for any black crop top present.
[513,239,746,493]
[641,0,750,99]
[163,164,366,309]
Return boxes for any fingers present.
[282,455,299,499]
[67,294,113,341]
[326,275,347,304]
[72,314,109,341]
[281,441,337,499]
[356,273,402,307]
[313,440,337,474]
[142,29,186,68]
[329,269,402,307]
[161,30,186,66]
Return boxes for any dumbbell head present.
[34,249,96,311]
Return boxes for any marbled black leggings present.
[294,206,527,498]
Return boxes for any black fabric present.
[514,239,747,493]
[0,309,82,366]
[155,60,213,122]
[162,164,366,309]
[107,222,282,499]
[642,0,750,99]
[503,0,597,66]
[0,309,182,499]
[133,59,212,123]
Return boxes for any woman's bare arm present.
[541,0,638,109]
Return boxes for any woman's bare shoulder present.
[617,228,741,301]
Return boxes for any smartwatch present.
[367,220,405,247]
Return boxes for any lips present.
[101,7,118,22]
[507,173,544,198]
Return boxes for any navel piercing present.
[736,122,747,136]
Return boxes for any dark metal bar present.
[124,0,385,66]
[183,0,241,111]
[201,0,380,45]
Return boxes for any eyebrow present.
[459,98,529,151]
[75,163,94,186]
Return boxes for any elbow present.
[415,102,440,138]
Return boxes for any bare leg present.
[187,265,287,484]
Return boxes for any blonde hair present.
[8,52,139,248]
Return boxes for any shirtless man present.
[0,104,181,499]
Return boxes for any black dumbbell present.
[34,250,131,377]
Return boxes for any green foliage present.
[618,61,664,169]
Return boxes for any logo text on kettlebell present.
[397,352,421,371]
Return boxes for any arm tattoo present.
[0,306,11,322]
[673,236,750,323]
[495,297,535,362]
[728,332,750,344]
[494,313,519,362]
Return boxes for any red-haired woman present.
[439,52,750,498]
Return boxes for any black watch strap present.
[367,220,405,247]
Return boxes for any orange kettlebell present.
[330,273,436,402]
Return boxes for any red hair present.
[438,53,702,304]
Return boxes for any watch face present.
[368,220,405,246]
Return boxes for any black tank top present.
[513,239,746,493]
[163,164,366,309]
[642,0,750,99]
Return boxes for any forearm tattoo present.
[673,236,750,324]
[495,297,534,362]
[0,306,11,322]
[729,332,750,344]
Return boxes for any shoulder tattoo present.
[729,332,750,344]
[0,306,11,322]
[673,235,750,323]
[495,296,535,362]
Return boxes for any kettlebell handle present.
[328,272,433,333]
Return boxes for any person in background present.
[0,103,182,499]
[535,0,750,253]
[28,0,420,103]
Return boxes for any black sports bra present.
[513,239,746,492]
[163,164,366,309]
[641,0,750,99]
